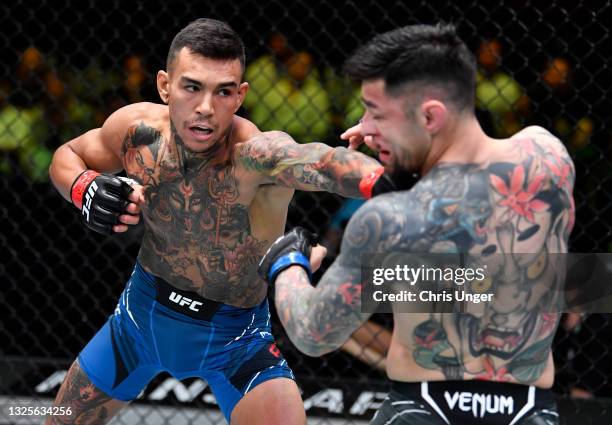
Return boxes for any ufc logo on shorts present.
[81,181,98,222]
[169,291,203,312]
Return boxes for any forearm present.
[274,265,364,356]
[241,131,382,197]
[294,144,381,198]
[49,143,89,202]
[275,266,340,356]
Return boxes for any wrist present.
[268,251,312,284]
[359,167,385,199]
[70,170,100,209]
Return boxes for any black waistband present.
[390,380,556,424]
[154,276,222,320]
[391,380,554,402]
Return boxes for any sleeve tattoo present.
[238,131,381,198]
[274,198,402,356]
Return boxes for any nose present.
[490,312,509,327]
[360,112,382,151]
[359,112,378,136]
[195,93,214,116]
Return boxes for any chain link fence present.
[1,0,611,424]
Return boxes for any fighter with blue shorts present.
[79,261,293,420]
[46,18,384,425]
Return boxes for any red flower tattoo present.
[490,165,549,223]
[513,138,537,156]
[544,149,572,190]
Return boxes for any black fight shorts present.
[371,380,558,425]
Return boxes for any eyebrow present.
[180,76,239,89]
[180,76,201,86]
[361,97,378,109]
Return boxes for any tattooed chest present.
[139,169,268,302]
[141,159,258,248]
[122,127,249,245]
[122,123,269,303]
[136,165,265,298]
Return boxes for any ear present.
[157,70,170,104]
[235,82,249,112]
[421,100,447,134]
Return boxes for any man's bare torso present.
[121,105,293,307]
[385,128,575,388]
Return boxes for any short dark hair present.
[344,24,476,111]
[167,18,245,72]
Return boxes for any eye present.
[218,88,232,97]
[527,251,547,279]
[471,276,492,293]
[185,85,199,92]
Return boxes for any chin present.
[383,160,401,174]
[383,164,396,174]
[185,137,216,152]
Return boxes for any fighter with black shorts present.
[259,24,575,425]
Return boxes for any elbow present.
[48,146,63,188]
[289,329,341,357]
[294,340,335,358]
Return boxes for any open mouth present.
[189,125,213,136]
[470,313,537,359]
[378,149,391,162]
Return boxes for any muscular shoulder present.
[102,102,168,141]
[340,193,418,262]
[510,125,576,195]
[514,126,573,163]
[231,115,261,142]
[232,129,296,172]
[235,130,293,152]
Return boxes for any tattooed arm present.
[49,102,152,201]
[274,197,403,356]
[237,130,382,198]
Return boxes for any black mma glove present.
[258,227,318,285]
[70,170,136,235]
[359,167,420,198]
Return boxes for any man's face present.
[161,48,248,152]
[360,79,430,173]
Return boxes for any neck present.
[171,121,233,177]
[421,113,489,174]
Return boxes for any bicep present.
[241,131,320,171]
[239,131,338,185]
[66,128,123,173]
[314,199,403,327]
[49,124,123,201]
[66,104,146,173]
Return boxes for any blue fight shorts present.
[78,261,295,421]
